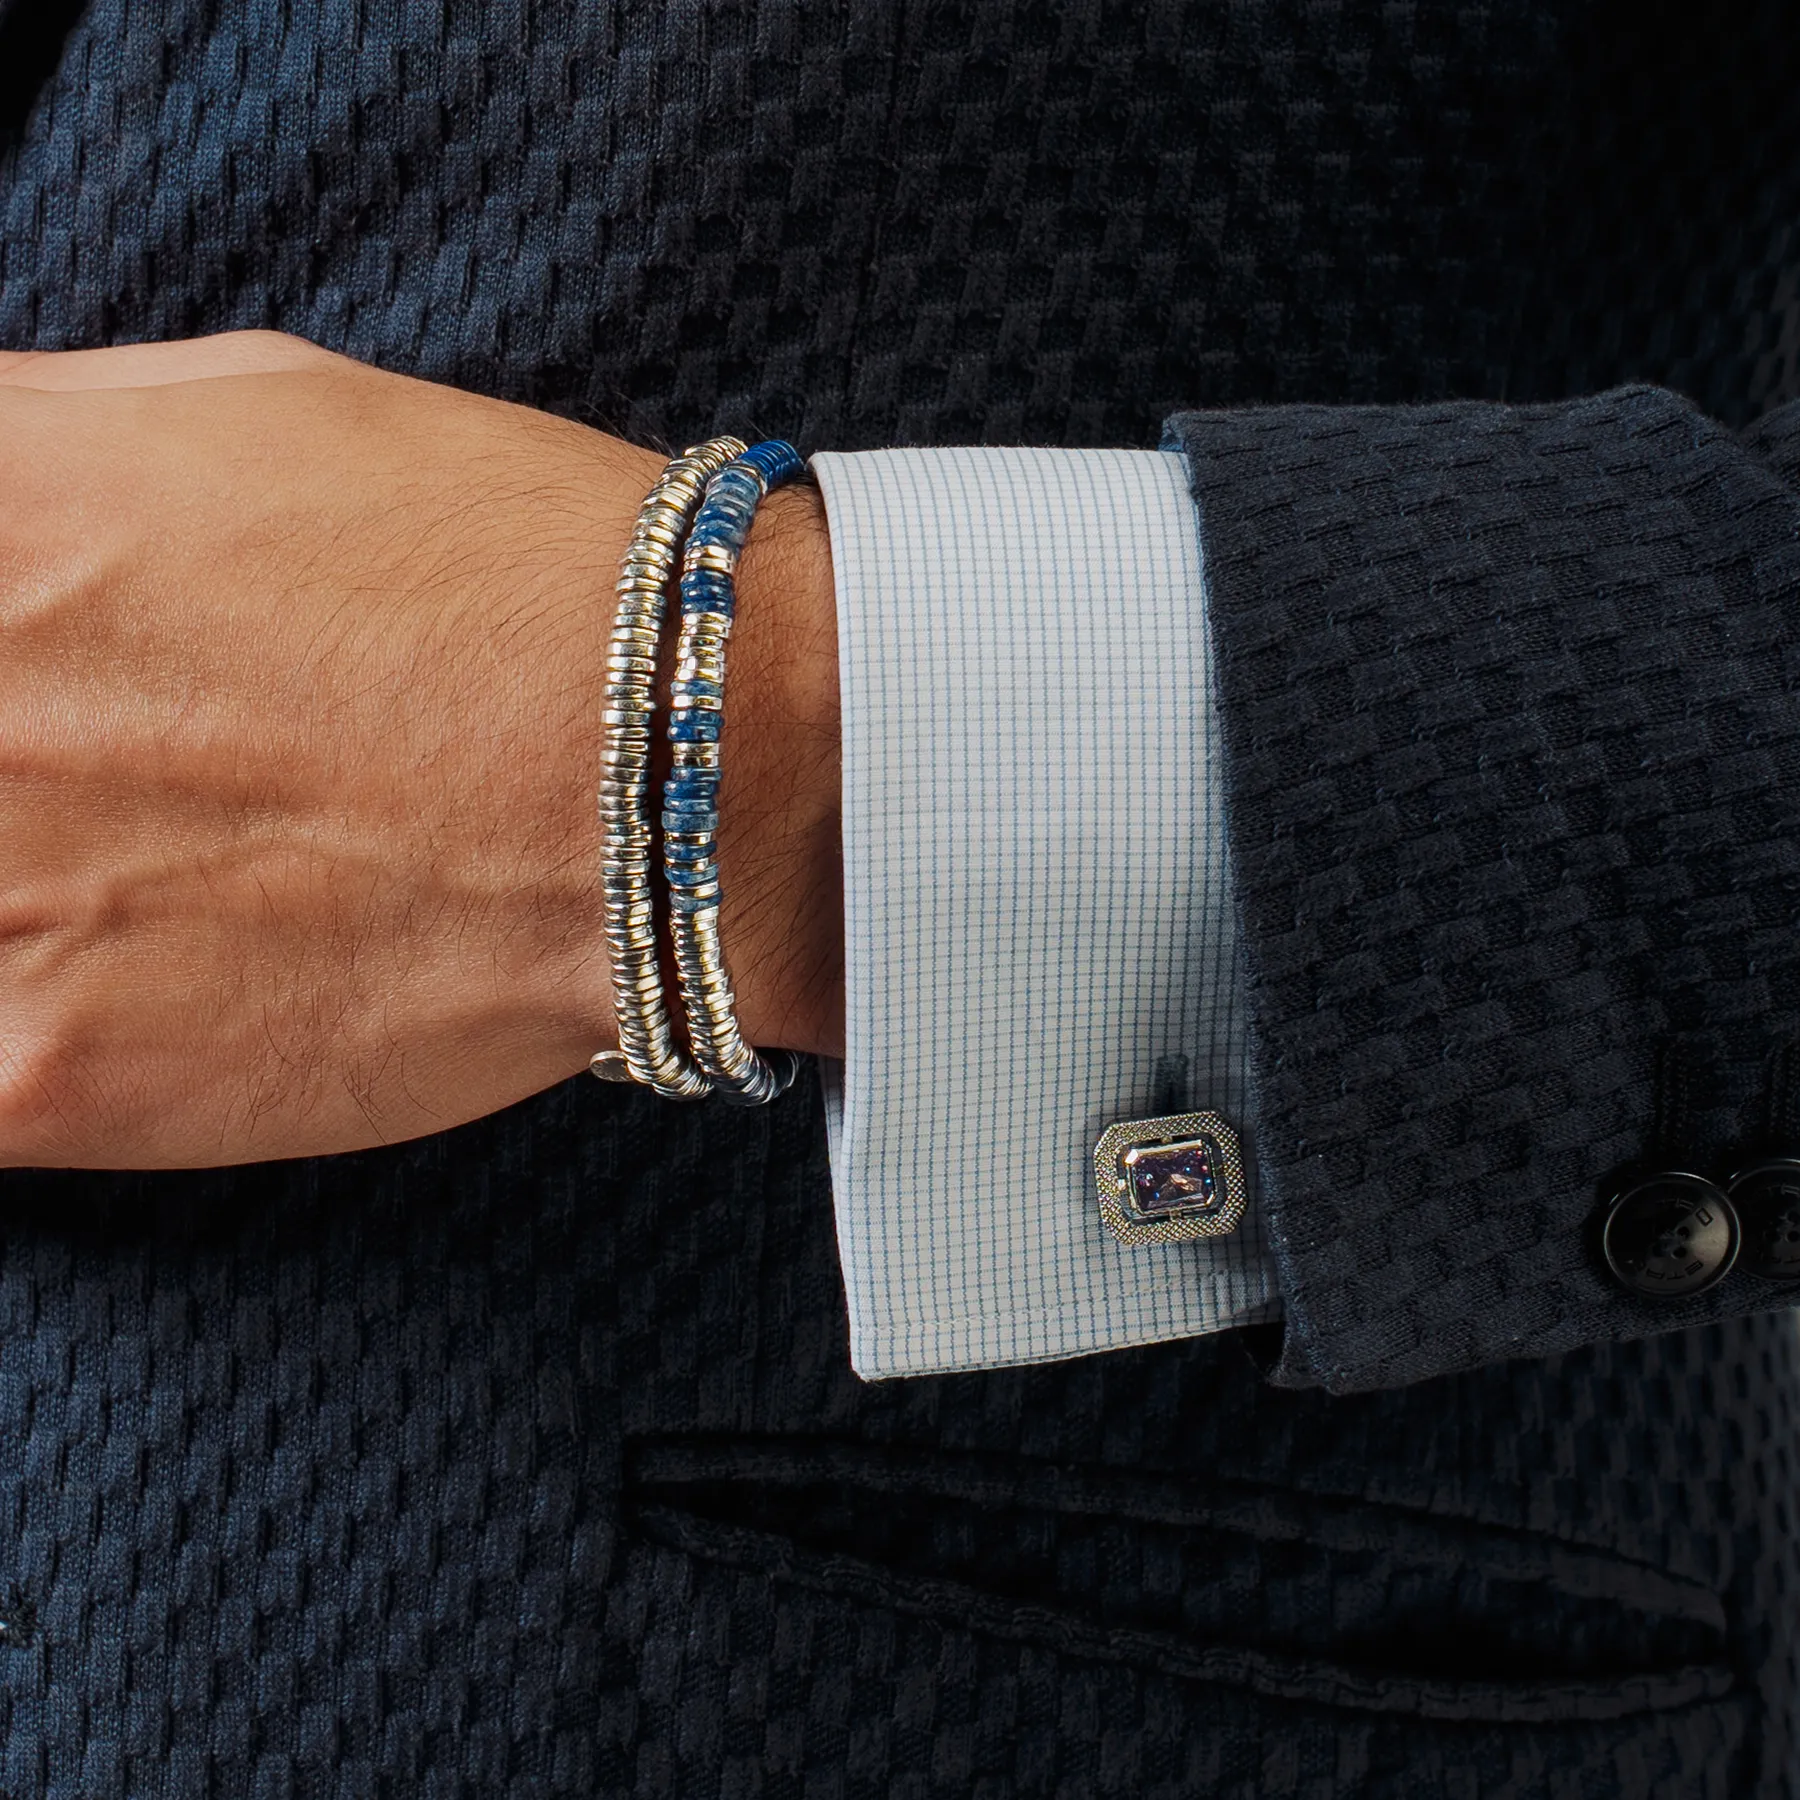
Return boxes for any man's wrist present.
[719,475,844,1059]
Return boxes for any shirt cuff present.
[809,446,1282,1380]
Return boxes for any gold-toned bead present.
[684,542,737,576]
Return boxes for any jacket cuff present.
[1168,387,1800,1392]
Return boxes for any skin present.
[0,331,844,1167]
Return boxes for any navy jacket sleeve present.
[1168,386,1800,1393]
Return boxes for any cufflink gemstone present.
[1124,1137,1217,1213]
[1093,1111,1249,1246]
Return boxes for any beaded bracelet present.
[590,436,746,1099]
[664,440,808,1105]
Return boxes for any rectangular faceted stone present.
[1121,1135,1223,1217]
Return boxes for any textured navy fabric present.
[0,1090,1793,1798]
[0,1,1796,1795]
[1171,386,1800,1394]
[5,0,1800,444]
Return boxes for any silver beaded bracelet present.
[589,437,745,1099]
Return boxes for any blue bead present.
[742,439,805,487]
[690,511,739,549]
[668,714,721,742]
[680,571,735,611]
[669,892,722,916]
[664,772,719,803]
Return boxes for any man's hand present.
[0,332,842,1167]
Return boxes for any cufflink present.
[1092,1111,1249,1246]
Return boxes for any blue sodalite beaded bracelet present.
[664,439,808,1105]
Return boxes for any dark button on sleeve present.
[1601,1173,1740,1298]
[1726,1159,1800,1283]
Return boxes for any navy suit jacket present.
[0,1,1792,1795]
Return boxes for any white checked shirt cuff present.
[809,446,1282,1381]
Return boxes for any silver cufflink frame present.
[1092,1109,1249,1247]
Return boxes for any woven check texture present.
[0,1088,1790,1798]
[0,0,1797,1794]
[1172,386,1800,1393]
[812,446,1276,1377]
[4,0,1800,444]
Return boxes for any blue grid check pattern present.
[811,447,1282,1379]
